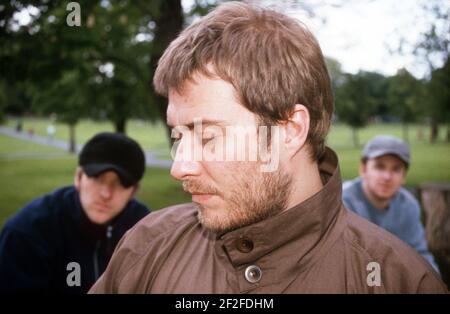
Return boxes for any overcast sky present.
[283,0,446,79]
[184,0,448,79]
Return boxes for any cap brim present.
[82,163,136,187]
[365,149,409,165]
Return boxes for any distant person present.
[89,3,446,293]
[343,135,440,273]
[47,124,56,142]
[0,132,151,293]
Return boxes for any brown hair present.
[153,1,334,160]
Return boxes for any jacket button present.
[244,265,262,283]
[236,238,254,253]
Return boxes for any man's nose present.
[99,185,113,200]
[170,160,202,180]
[170,136,202,180]
[381,170,393,180]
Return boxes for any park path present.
[0,126,173,169]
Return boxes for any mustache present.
[182,180,219,195]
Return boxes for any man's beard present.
[182,162,293,234]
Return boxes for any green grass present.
[0,133,66,155]
[1,118,449,229]
[327,123,449,147]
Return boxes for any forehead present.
[370,154,405,167]
[166,74,256,127]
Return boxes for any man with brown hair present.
[343,135,440,273]
[90,2,446,293]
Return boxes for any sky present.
[184,0,449,79]
[282,0,446,78]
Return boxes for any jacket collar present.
[216,147,343,267]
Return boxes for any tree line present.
[328,57,450,147]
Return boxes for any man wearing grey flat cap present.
[343,135,440,273]
[0,132,151,294]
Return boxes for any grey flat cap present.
[362,135,410,165]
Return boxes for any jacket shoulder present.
[396,187,421,211]
[89,203,199,292]
[111,203,198,258]
[342,210,446,292]
[137,202,197,234]
[4,186,75,235]
[123,199,151,221]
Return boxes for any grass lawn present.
[1,118,449,229]
[0,133,67,155]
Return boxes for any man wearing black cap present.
[343,135,440,273]
[0,132,150,294]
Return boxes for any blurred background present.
[0,0,449,230]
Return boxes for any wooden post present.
[419,182,450,289]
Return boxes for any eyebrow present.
[167,119,228,130]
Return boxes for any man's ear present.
[74,167,83,191]
[132,183,140,196]
[281,104,310,158]
[400,169,407,185]
[358,162,366,178]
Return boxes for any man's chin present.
[375,191,395,202]
[197,207,235,234]
[86,211,112,225]
[89,217,109,225]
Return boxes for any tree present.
[148,0,184,142]
[426,58,450,142]
[412,1,449,142]
[0,0,188,147]
[30,68,92,152]
[325,57,346,95]
[335,71,377,147]
[387,69,422,143]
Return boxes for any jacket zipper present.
[93,225,113,281]
[93,240,100,280]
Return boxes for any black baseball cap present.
[79,132,146,187]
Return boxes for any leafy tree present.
[412,1,449,141]
[387,69,422,143]
[29,68,92,152]
[0,0,184,145]
[335,72,375,147]
[325,57,346,95]
[426,58,450,142]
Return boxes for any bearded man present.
[89,2,446,293]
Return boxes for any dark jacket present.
[0,186,150,294]
[90,148,447,293]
